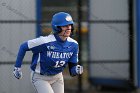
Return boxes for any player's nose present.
[66,25,72,30]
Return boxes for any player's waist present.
[33,70,62,76]
[40,72,56,76]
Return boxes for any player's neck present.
[59,36,68,41]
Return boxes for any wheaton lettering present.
[47,51,73,58]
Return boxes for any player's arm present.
[68,44,83,76]
[13,42,29,79]
[13,37,45,79]
[14,36,45,68]
[68,62,77,76]
[14,42,29,68]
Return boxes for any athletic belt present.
[40,72,56,76]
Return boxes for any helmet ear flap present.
[52,25,62,33]
[57,26,62,32]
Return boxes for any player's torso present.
[40,41,74,68]
[39,40,76,75]
[29,34,78,75]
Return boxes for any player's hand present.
[70,65,83,76]
[75,65,83,75]
[13,67,22,79]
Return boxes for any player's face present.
[59,24,72,37]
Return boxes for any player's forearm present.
[68,62,77,76]
[15,42,29,67]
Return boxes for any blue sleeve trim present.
[15,42,29,67]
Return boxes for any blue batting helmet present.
[51,12,74,33]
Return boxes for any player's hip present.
[31,71,63,84]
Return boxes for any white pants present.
[31,72,64,93]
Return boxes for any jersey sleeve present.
[15,36,46,68]
[69,43,79,63]
[27,36,47,53]
[15,42,29,67]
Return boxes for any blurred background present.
[0,0,140,93]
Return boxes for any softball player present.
[13,12,83,93]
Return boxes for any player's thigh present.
[51,77,64,93]
[31,72,54,93]
[33,80,54,93]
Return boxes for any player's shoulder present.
[29,34,56,44]
[41,34,56,43]
[67,37,78,44]
[27,34,56,48]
